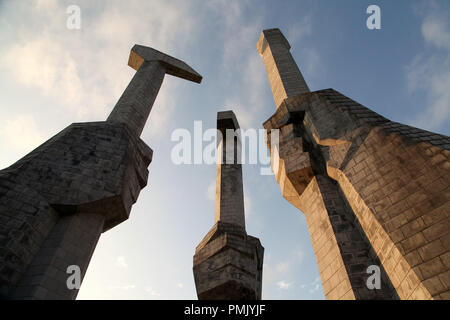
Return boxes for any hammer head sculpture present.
[129,45,202,83]
[108,44,202,137]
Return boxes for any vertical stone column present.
[11,213,104,299]
[107,60,166,137]
[214,111,246,229]
[257,28,310,108]
[258,29,399,299]
[193,111,264,300]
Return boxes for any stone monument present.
[0,45,201,299]
[193,111,264,300]
[257,28,449,300]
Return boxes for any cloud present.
[406,6,450,132]
[206,1,266,130]
[299,276,321,293]
[3,36,84,111]
[115,256,128,268]
[309,283,320,293]
[207,180,216,201]
[277,280,292,290]
[286,14,321,85]
[244,194,252,218]
[296,249,305,262]
[108,284,135,291]
[275,261,291,274]
[309,277,321,293]
[144,286,161,297]
[262,248,305,291]
[0,0,196,132]
[422,16,450,49]
[1,114,44,152]
[220,7,318,130]
[286,15,312,45]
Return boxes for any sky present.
[0,0,449,300]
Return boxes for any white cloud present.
[406,8,450,132]
[263,248,306,292]
[309,277,321,293]
[3,36,84,112]
[244,194,252,218]
[34,0,59,10]
[108,284,135,291]
[207,180,216,201]
[422,17,450,50]
[275,261,291,274]
[144,286,161,297]
[206,1,266,130]
[123,284,135,290]
[262,262,275,288]
[219,7,318,130]
[277,280,292,290]
[296,249,305,262]
[1,114,44,152]
[309,283,320,293]
[115,256,128,268]
[299,276,321,293]
[0,0,196,131]
[286,15,312,45]
[286,14,321,85]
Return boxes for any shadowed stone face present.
[214,111,245,229]
[193,111,264,300]
[129,45,202,83]
[258,28,450,300]
[0,45,202,299]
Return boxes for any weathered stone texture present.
[1,45,202,299]
[194,111,263,300]
[108,61,166,138]
[193,222,263,300]
[12,213,104,299]
[257,28,310,108]
[258,28,450,300]
[0,178,59,298]
[0,122,152,299]
[214,111,246,229]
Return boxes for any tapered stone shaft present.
[214,111,245,229]
[257,28,310,108]
[107,60,166,137]
[107,45,202,137]
[193,111,264,300]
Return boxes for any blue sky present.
[0,0,449,299]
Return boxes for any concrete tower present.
[193,111,264,300]
[0,45,201,299]
[257,28,449,300]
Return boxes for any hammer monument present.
[0,45,201,299]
